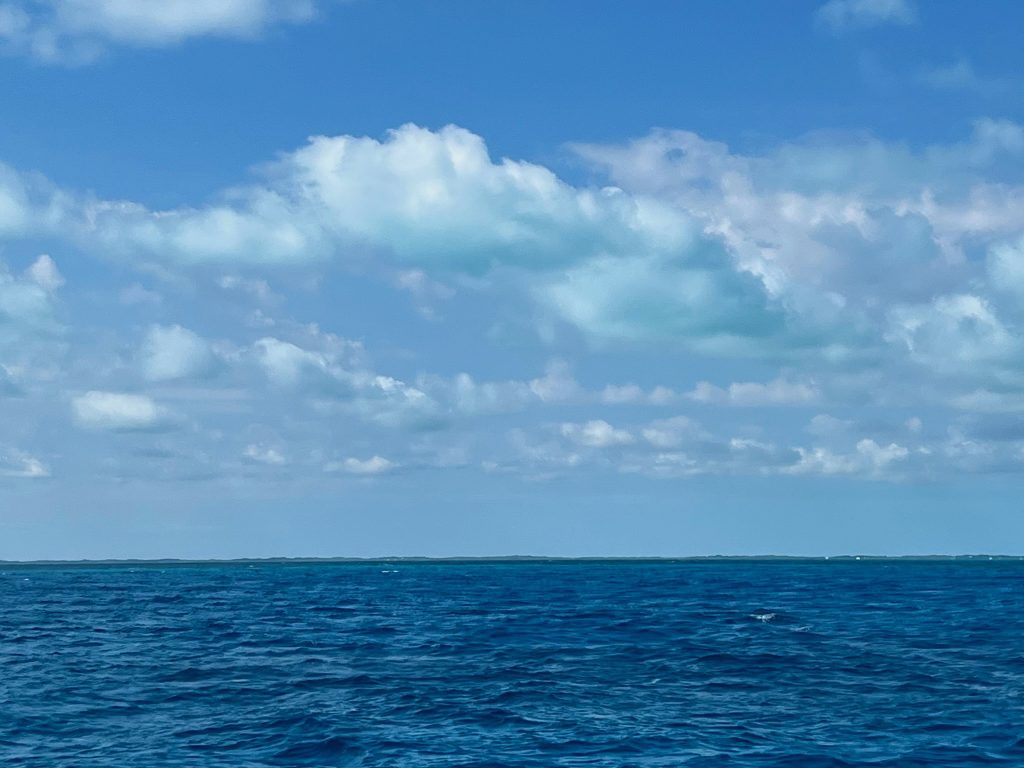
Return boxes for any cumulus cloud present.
[72,391,172,431]
[785,439,910,478]
[886,294,1016,372]
[140,324,215,382]
[5,119,1024,490]
[248,332,443,429]
[9,121,1024,373]
[571,119,1024,388]
[816,0,916,31]
[0,125,792,356]
[0,0,318,63]
[55,125,694,276]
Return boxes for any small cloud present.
[242,444,286,466]
[600,383,645,404]
[687,378,818,407]
[560,420,634,448]
[529,360,582,403]
[817,0,915,31]
[0,448,49,478]
[24,254,63,292]
[72,391,173,432]
[600,383,679,405]
[327,455,397,475]
[218,275,276,303]
[784,439,909,477]
[139,324,216,382]
[642,416,701,449]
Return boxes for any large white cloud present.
[74,125,699,272]
[0,0,317,63]
[10,121,1024,370]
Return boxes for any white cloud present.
[988,236,1024,296]
[328,455,396,475]
[432,372,535,416]
[599,383,646,404]
[242,443,286,465]
[886,294,1016,371]
[62,125,695,275]
[140,324,215,382]
[785,439,909,477]
[528,360,582,403]
[687,378,818,406]
[816,0,915,31]
[0,261,60,332]
[560,419,634,448]
[641,416,702,449]
[0,0,318,63]
[72,391,171,431]
[24,254,64,291]
[4,120,1024,456]
[0,258,63,373]
[7,121,1024,374]
[0,448,49,478]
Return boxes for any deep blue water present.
[2,562,1023,766]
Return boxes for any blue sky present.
[2,0,1024,559]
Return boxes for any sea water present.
[2,562,1023,766]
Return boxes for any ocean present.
[2,561,1022,766]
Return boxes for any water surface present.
[2,562,1022,765]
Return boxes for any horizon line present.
[3,554,1024,566]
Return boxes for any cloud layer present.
[3,120,1024,486]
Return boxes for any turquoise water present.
[2,562,1023,765]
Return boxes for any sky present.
[2,0,1024,559]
